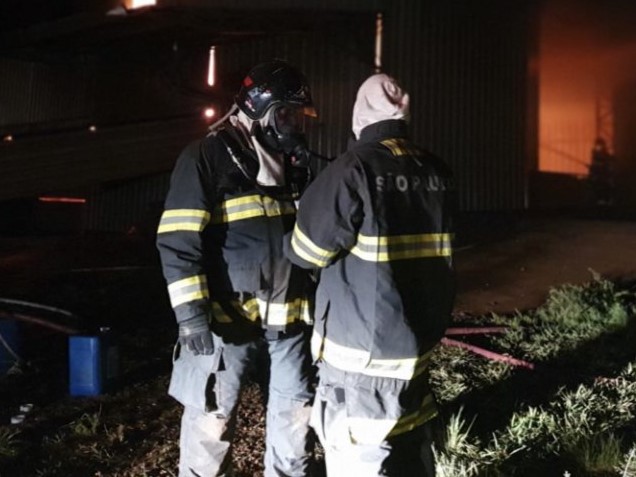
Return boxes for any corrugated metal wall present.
[85,173,170,233]
[1,0,534,232]
[383,0,532,211]
[0,57,93,127]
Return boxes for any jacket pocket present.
[344,379,403,445]
[168,341,222,412]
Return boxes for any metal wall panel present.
[383,0,532,211]
[160,0,382,11]
[1,0,534,225]
[85,172,170,233]
[0,57,92,128]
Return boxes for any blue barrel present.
[0,320,20,375]
[68,329,119,396]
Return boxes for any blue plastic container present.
[68,329,119,396]
[0,319,20,375]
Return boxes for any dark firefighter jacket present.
[286,119,456,381]
[156,133,313,337]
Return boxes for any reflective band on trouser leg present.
[157,209,211,233]
[315,331,433,380]
[168,275,209,308]
[290,223,338,268]
[388,393,438,437]
[351,232,453,262]
[210,195,295,224]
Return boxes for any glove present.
[178,315,214,356]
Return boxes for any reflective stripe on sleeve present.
[312,330,433,380]
[167,275,209,308]
[290,224,338,268]
[211,195,295,224]
[351,232,452,262]
[157,209,211,233]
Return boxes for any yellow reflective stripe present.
[167,275,209,307]
[157,209,211,233]
[237,298,260,321]
[380,138,421,157]
[315,333,432,380]
[389,394,438,437]
[256,298,311,326]
[211,302,232,323]
[290,224,337,268]
[211,195,295,224]
[211,298,260,324]
[351,232,452,262]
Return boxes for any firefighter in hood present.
[285,73,456,476]
[156,60,317,477]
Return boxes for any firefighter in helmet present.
[156,60,317,477]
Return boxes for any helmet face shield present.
[273,105,305,136]
[256,104,309,157]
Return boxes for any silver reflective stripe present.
[167,275,209,308]
[157,209,211,233]
[312,331,433,380]
[300,299,313,325]
[211,195,295,224]
[351,233,452,262]
[257,298,312,326]
[290,223,338,268]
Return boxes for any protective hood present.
[352,74,410,140]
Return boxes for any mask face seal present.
[256,105,311,161]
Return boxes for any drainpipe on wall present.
[374,12,383,73]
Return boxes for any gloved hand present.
[178,315,214,356]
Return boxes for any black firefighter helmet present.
[235,60,315,120]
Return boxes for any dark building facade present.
[0,0,535,233]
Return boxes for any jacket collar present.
[356,119,408,145]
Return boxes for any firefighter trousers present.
[169,327,315,477]
[310,363,437,477]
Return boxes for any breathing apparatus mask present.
[208,60,322,198]
[254,104,313,168]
